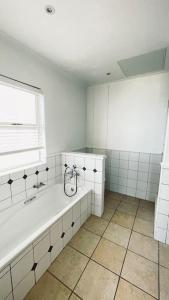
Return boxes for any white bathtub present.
[0,183,91,271]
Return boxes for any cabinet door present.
[11,249,34,289]
[0,267,12,300]
[63,227,72,247]
[13,271,35,300]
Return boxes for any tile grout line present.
[68,194,123,299]
[48,193,158,300]
[113,196,141,299]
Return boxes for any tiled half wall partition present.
[61,152,106,217]
[77,148,162,202]
[0,153,62,214]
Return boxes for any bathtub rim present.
[0,184,91,272]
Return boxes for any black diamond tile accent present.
[8,179,13,185]
[82,167,86,171]
[93,168,97,173]
[64,164,67,167]
[48,245,53,253]
[61,232,65,238]
[35,170,39,175]
[31,263,38,271]
[23,174,27,180]
[46,167,49,172]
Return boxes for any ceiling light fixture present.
[45,5,55,15]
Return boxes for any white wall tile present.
[137,171,148,182]
[119,169,128,178]
[11,179,25,196]
[156,213,168,229]
[119,160,128,170]
[85,157,95,170]
[0,184,11,202]
[154,227,167,243]
[139,153,150,163]
[129,161,138,171]
[128,170,137,180]
[158,199,169,215]
[161,169,169,185]
[120,151,129,160]
[127,179,137,189]
[138,162,149,172]
[159,184,169,201]
[129,152,139,161]
[111,159,119,168]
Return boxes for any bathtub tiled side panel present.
[0,191,92,300]
[61,152,105,217]
[0,153,62,213]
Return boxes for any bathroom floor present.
[25,191,169,300]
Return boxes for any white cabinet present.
[0,267,12,300]
[50,238,63,262]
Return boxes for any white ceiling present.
[0,0,169,85]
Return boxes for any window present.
[0,77,46,175]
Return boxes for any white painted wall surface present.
[0,35,86,155]
[87,73,169,153]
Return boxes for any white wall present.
[0,34,86,155]
[87,73,169,153]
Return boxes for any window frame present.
[0,76,46,175]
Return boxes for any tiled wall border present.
[0,153,62,214]
[77,148,162,202]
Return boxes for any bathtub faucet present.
[33,182,46,189]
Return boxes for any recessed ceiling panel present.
[118,48,167,77]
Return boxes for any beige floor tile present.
[92,238,126,275]
[83,215,108,236]
[49,246,88,289]
[75,260,119,300]
[102,207,116,221]
[118,202,137,216]
[111,210,135,229]
[159,242,169,269]
[69,293,81,300]
[69,228,100,257]
[129,231,158,263]
[137,207,154,222]
[160,266,169,300]
[139,200,155,209]
[122,196,139,206]
[121,251,158,298]
[103,222,131,248]
[25,272,71,300]
[105,191,124,200]
[133,217,154,238]
[115,278,156,300]
[104,198,120,209]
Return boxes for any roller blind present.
[0,77,46,175]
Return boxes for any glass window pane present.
[0,83,36,124]
[0,150,41,174]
